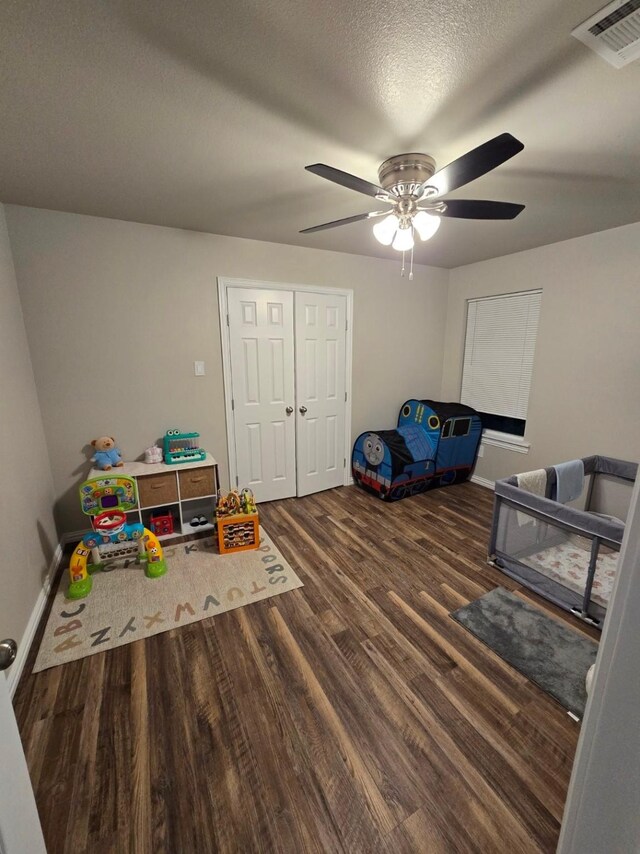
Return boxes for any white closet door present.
[227,288,296,503]
[295,292,347,497]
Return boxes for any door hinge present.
[344,391,347,402]
[345,318,348,331]
[235,475,239,487]
[226,313,230,326]
[231,398,235,411]
[343,457,346,468]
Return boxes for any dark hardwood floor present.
[14,482,597,853]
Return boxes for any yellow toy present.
[241,488,257,514]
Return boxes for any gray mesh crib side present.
[488,456,635,627]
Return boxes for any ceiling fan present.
[301,133,525,274]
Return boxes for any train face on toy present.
[352,399,482,501]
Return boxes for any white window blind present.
[461,290,542,420]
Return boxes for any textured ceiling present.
[1,0,639,267]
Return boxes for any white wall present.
[5,206,449,533]
[7,203,638,538]
[442,222,640,482]
[0,204,57,678]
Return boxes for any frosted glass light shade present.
[413,211,441,241]
[372,213,399,245]
[392,224,414,251]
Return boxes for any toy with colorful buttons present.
[163,429,206,464]
[68,475,168,599]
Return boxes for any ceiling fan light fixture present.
[391,223,414,252]
[413,210,441,241]
[372,213,399,246]
[303,134,525,276]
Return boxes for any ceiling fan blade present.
[437,199,525,220]
[300,210,389,234]
[417,133,525,199]
[305,163,397,201]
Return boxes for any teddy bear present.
[91,436,124,470]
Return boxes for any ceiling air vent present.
[572,0,640,67]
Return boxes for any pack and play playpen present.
[352,399,482,501]
[489,455,637,627]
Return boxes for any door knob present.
[0,638,17,670]
[299,405,308,415]
[285,406,293,415]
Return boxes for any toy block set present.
[215,488,259,554]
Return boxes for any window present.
[441,417,471,439]
[451,417,471,437]
[461,290,541,439]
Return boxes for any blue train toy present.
[352,399,482,501]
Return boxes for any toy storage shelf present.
[89,453,218,542]
[181,521,216,535]
[181,495,217,535]
[141,502,180,537]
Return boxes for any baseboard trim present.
[470,474,495,490]
[8,542,64,697]
[62,529,88,544]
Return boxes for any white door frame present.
[557,473,640,852]
[0,673,47,853]
[217,276,353,494]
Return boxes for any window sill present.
[481,429,530,454]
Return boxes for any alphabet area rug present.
[33,529,303,673]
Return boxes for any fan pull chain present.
[409,230,414,281]
[401,250,405,277]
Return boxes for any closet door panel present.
[295,292,347,496]
[227,288,296,503]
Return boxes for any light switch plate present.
[194,361,205,376]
